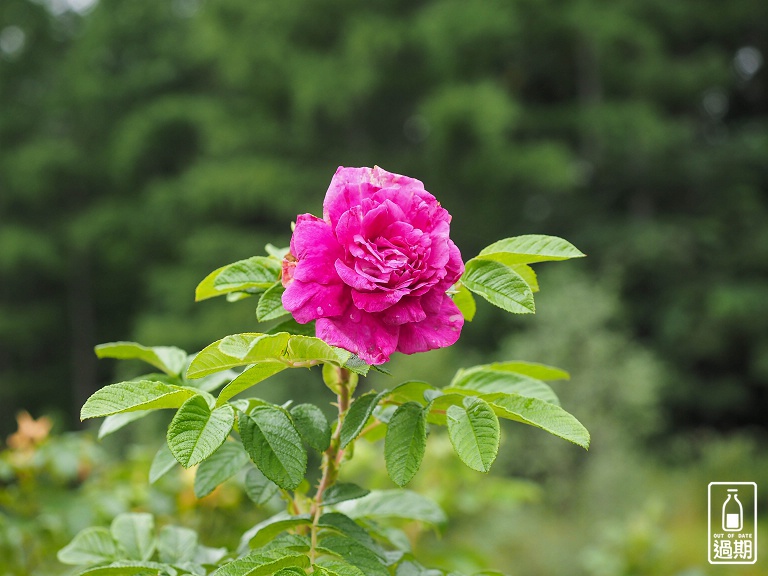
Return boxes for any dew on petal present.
[316,306,324,315]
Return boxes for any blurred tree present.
[0,0,767,438]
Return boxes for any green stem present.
[309,367,351,565]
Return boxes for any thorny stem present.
[309,367,352,566]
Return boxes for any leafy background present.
[1,0,767,574]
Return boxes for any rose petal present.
[335,259,377,291]
[351,288,407,313]
[323,167,378,228]
[381,296,426,326]
[316,308,399,365]
[396,293,464,355]
[282,280,347,324]
[290,215,345,284]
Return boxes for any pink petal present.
[316,308,399,365]
[351,288,407,313]
[282,280,347,324]
[381,296,426,326]
[323,167,378,228]
[396,292,464,355]
[335,259,377,291]
[290,215,345,284]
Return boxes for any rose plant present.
[60,166,589,576]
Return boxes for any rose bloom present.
[281,166,464,365]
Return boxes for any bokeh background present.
[1,0,767,574]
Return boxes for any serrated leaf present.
[321,483,370,506]
[239,407,307,490]
[462,259,535,314]
[489,394,590,449]
[257,283,289,322]
[477,235,585,264]
[451,283,476,322]
[215,363,287,407]
[321,536,388,576]
[449,369,560,406]
[243,513,313,549]
[315,561,366,576]
[95,342,188,377]
[211,549,310,576]
[167,396,234,468]
[244,467,280,505]
[509,263,539,292]
[446,397,500,473]
[98,410,151,439]
[318,513,376,550]
[57,527,119,565]
[110,513,155,562]
[157,525,198,564]
[81,381,197,420]
[194,441,249,498]
[335,490,446,527]
[290,404,331,452]
[196,257,281,302]
[339,391,388,448]
[149,443,178,484]
[187,333,290,379]
[461,361,570,382]
[284,335,351,366]
[384,403,427,487]
[76,561,177,575]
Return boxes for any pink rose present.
[281,166,465,365]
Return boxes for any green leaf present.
[57,527,119,565]
[157,525,198,564]
[95,342,188,376]
[490,394,590,449]
[462,361,570,382]
[194,441,249,498]
[244,513,313,549]
[149,443,178,484]
[244,467,280,505]
[215,363,287,406]
[239,406,307,490]
[76,561,177,575]
[318,513,376,550]
[339,391,388,449]
[450,368,560,406]
[321,483,370,506]
[315,561,366,576]
[211,549,310,576]
[384,403,427,487]
[284,335,351,366]
[257,283,289,322]
[98,410,151,439]
[322,363,359,396]
[462,259,535,314]
[196,257,281,302]
[265,244,289,259]
[508,263,539,292]
[320,536,388,576]
[187,333,290,379]
[451,283,476,321]
[81,381,197,420]
[193,369,239,393]
[167,395,235,468]
[335,490,446,527]
[477,235,585,265]
[290,403,331,452]
[446,397,500,473]
[110,513,155,562]
[274,569,307,576]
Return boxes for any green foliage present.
[63,231,588,574]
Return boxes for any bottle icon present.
[722,488,743,532]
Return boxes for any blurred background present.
[1,0,767,574]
